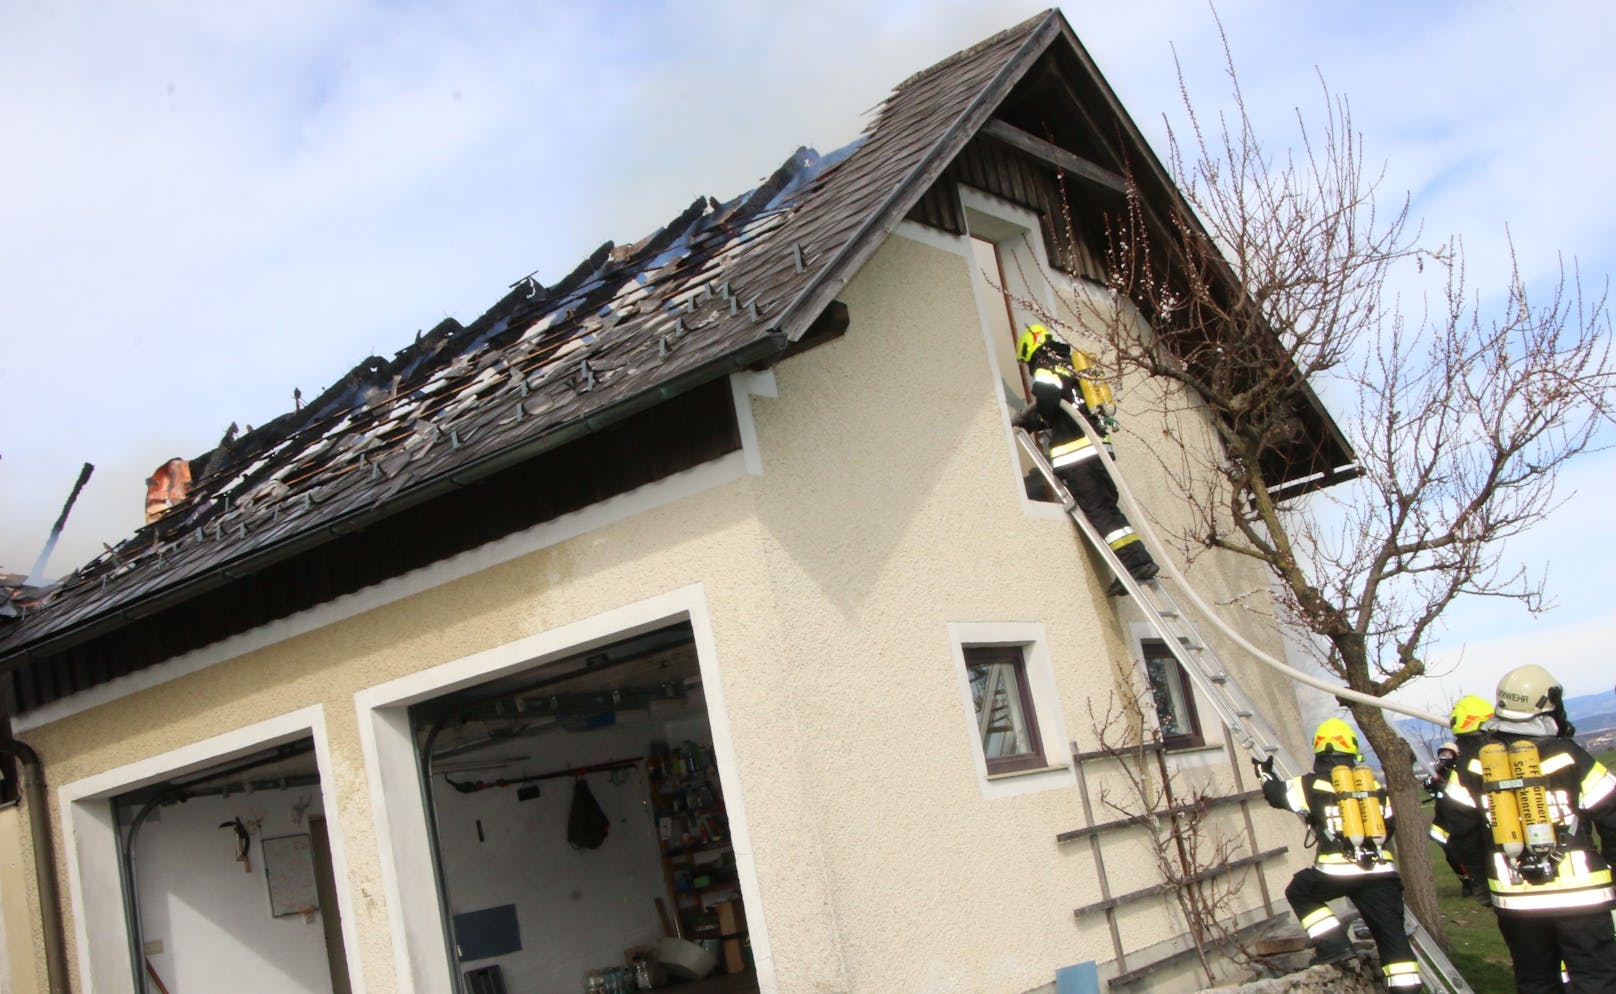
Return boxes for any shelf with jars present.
[646,740,750,974]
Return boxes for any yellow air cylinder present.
[1508,739,1556,852]
[1078,376,1114,413]
[1353,765,1387,845]
[1070,350,1115,413]
[1480,741,1525,858]
[1330,764,1365,846]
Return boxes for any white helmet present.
[1495,664,1562,722]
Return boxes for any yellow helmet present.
[1312,717,1359,755]
[1016,324,1052,363]
[1448,694,1494,735]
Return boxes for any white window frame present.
[956,186,1074,521]
[948,621,1074,798]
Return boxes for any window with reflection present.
[965,645,1046,773]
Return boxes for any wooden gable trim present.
[979,119,1125,196]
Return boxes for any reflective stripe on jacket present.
[1264,768,1398,878]
[1029,365,1111,469]
[1451,734,1616,916]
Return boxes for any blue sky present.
[3,2,1613,708]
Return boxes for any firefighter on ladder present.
[1443,664,1616,993]
[1427,695,1495,898]
[1012,324,1158,594]
[1257,718,1423,991]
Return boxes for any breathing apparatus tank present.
[1509,740,1555,850]
[1354,765,1388,848]
[1068,350,1115,415]
[1509,739,1559,882]
[1330,764,1366,848]
[1480,741,1525,859]
[1481,739,1560,883]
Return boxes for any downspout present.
[2,740,69,993]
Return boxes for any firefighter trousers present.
[1056,460,1156,578]
[1496,909,1616,994]
[1285,868,1419,989]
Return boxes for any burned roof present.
[0,10,1358,704]
[0,11,1063,675]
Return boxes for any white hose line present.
[1059,400,1448,728]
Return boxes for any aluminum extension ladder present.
[1014,426,1473,994]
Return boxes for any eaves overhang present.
[0,331,791,671]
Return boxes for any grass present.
[1427,841,1514,991]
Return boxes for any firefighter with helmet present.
[1427,695,1495,898]
[1445,664,1616,993]
[1258,718,1422,991]
[1011,324,1158,594]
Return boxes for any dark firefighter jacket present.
[1444,730,1616,915]
[1428,733,1489,882]
[1014,347,1112,472]
[1264,755,1399,877]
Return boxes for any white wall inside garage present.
[134,787,332,994]
[433,706,715,994]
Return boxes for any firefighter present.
[1447,664,1616,993]
[1258,718,1423,991]
[1427,695,1495,898]
[1426,740,1474,894]
[1011,324,1158,594]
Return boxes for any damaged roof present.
[0,11,1064,674]
[0,9,1357,703]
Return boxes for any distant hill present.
[1392,689,1616,762]
[1564,689,1616,727]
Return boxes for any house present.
[0,10,1358,994]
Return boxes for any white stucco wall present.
[22,225,1312,994]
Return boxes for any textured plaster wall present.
[28,449,809,992]
[23,231,1312,994]
[0,805,37,994]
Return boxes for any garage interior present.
[114,735,349,994]
[414,621,757,994]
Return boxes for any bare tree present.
[1027,30,1616,943]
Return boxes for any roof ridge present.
[892,9,1055,93]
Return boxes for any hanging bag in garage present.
[567,777,610,849]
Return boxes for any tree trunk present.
[1351,701,1447,948]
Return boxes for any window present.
[1142,639,1204,749]
[964,645,1046,773]
[961,193,1065,507]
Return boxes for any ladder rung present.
[1209,673,1228,684]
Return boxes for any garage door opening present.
[412,621,757,994]
[113,736,350,994]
